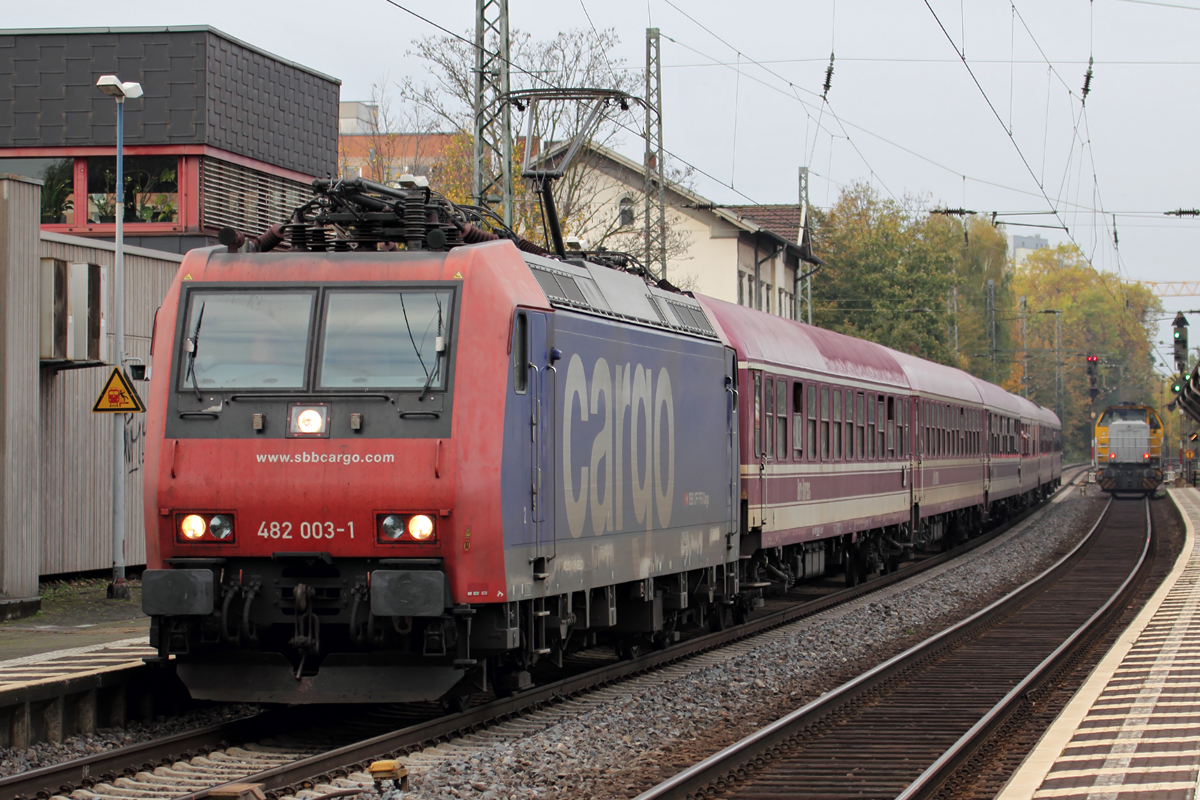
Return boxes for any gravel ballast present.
[390,485,1104,800]
[0,703,259,778]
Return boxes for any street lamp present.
[96,75,142,601]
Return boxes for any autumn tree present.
[810,182,957,364]
[1012,243,1163,458]
[399,26,690,262]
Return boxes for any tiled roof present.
[723,204,804,243]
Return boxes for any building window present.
[738,271,747,306]
[0,157,75,223]
[618,196,635,227]
[86,156,179,223]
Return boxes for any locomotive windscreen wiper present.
[184,302,205,400]
[417,295,445,402]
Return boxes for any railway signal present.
[1173,312,1189,372]
[1086,355,1099,400]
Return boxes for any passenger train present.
[140,179,1061,705]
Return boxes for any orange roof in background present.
[338,133,456,161]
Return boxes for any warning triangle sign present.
[93,368,146,413]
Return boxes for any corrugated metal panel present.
[37,234,181,576]
[0,177,44,597]
[201,157,311,236]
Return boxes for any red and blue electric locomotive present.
[141,178,1060,705]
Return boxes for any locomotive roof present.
[696,295,909,388]
[522,254,719,340]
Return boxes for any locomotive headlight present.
[380,514,405,540]
[297,409,323,433]
[408,514,435,540]
[287,404,329,438]
[209,515,233,540]
[181,514,206,540]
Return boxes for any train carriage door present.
[525,311,555,577]
[911,399,924,506]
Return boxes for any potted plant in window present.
[40,161,74,224]
[134,166,177,223]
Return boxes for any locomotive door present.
[527,311,556,574]
[724,348,739,542]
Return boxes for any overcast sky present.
[9,0,1198,364]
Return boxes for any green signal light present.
[1176,330,1183,339]
[1173,381,1184,394]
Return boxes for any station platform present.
[0,578,149,663]
[999,487,1200,799]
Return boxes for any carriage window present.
[856,393,866,459]
[833,389,843,460]
[777,380,788,459]
[821,386,830,460]
[793,382,804,458]
[867,394,877,460]
[753,372,762,457]
[513,312,528,394]
[808,385,818,461]
[178,290,314,390]
[887,396,895,456]
[765,378,775,459]
[846,391,854,460]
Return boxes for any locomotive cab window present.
[177,290,315,390]
[319,289,453,389]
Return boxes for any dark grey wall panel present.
[0,27,339,178]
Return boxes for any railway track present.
[1,472,1087,800]
[633,495,1152,800]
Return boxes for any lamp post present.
[97,75,143,601]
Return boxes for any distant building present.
[1011,233,1048,265]
[0,26,340,254]
[337,102,453,183]
[565,144,818,319]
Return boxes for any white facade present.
[567,146,806,319]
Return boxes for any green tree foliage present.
[810,182,956,363]
[1011,244,1163,459]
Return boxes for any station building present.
[0,27,339,608]
[0,26,339,254]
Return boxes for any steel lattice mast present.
[644,27,667,281]
[472,0,513,226]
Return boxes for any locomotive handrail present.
[227,392,393,401]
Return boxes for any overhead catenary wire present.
[378,0,773,209]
